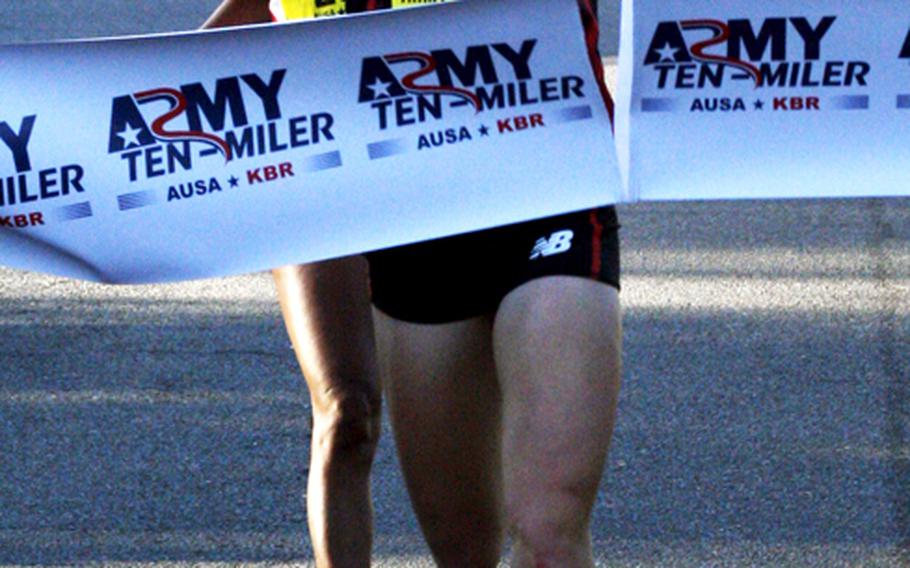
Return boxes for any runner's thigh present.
[493,276,621,539]
[373,310,504,565]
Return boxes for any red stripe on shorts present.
[589,209,603,278]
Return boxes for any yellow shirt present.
[270,0,447,20]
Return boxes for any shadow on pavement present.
[0,299,906,564]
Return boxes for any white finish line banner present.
[0,0,621,283]
[616,0,910,201]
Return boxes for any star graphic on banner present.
[117,124,144,149]
[754,99,764,110]
[654,43,679,62]
[478,124,490,136]
[367,77,393,99]
[228,176,240,188]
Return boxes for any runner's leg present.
[493,276,621,568]
[273,256,381,568]
[374,311,504,568]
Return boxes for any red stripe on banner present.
[385,51,482,110]
[577,0,614,125]
[589,209,603,278]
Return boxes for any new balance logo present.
[529,230,574,259]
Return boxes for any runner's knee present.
[509,517,589,566]
[506,484,593,564]
[311,385,381,462]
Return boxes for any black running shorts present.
[366,206,620,323]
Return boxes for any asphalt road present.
[1,2,909,566]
